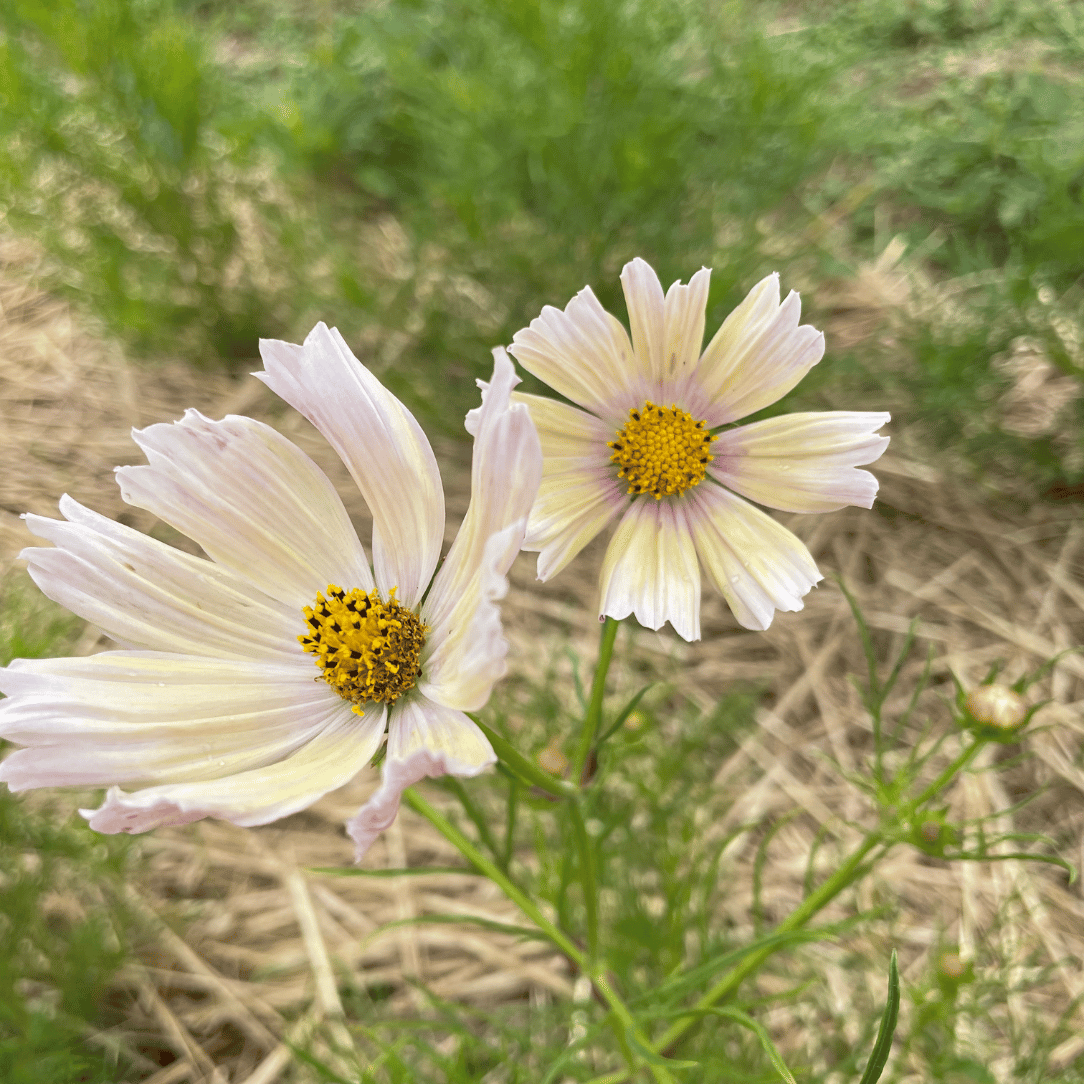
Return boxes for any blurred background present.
[1,0,1082,493]
[2,2,1084,1082]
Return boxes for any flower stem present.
[569,798,599,960]
[582,830,887,1084]
[403,786,674,1082]
[912,738,985,808]
[573,617,620,783]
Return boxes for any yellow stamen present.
[299,585,426,714]
[607,401,716,499]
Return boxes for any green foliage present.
[0,579,136,1083]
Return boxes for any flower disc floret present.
[608,401,715,499]
[300,585,426,711]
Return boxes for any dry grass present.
[1,233,1082,1082]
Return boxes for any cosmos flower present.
[507,258,890,640]
[0,325,542,861]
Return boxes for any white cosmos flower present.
[507,258,890,640]
[0,325,542,862]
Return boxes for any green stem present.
[569,799,599,960]
[404,787,673,1082]
[912,738,985,808]
[583,831,888,1084]
[472,715,578,800]
[573,617,620,783]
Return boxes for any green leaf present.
[596,682,655,746]
[857,949,900,1084]
[470,715,578,799]
[702,1008,797,1084]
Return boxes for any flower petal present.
[620,257,667,388]
[258,323,444,609]
[598,498,702,641]
[663,266,712,391]
[685,483,822,631]
[79,703,386,834]
[116,410,372,610]
[509,286,641,421]
[512,391,612,461]
[0,651,345,789]
[694,274,825,424]
[711,411,891,513]
[21,496,301,660]
[345,697,494,862]
[422,349,542,635]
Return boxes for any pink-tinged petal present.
[509,287,641,422]
[512,391,612,460]
[694,274,825,424]
[0,651,344,789]
[419,520,520,711]
[685,483,822,631]
[711,411,891,513]
[422,349,542,636]
[598,498,702,641]
[80,704,386,834]
[116,411,372,610]
[345,697,494,861]
[526,465,626,582]
[258,324,444,609]
[620,257,667,388]
[21,496,300,661]
[662,266,711,392]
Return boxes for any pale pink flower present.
[0,326,541,861]
[508,258,890,640]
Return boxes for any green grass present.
[0,577,139,1083]
[3,0,1081,489]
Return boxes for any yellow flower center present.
[607,401,716,500]
[299,585,427,714]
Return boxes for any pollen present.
[299,585,427,714]
[607,401,716,499]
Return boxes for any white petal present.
[694,275,825,424]
[509,286,642,421]
[598,498,702,641]
[512,391,612,460]
[422,349,542,636]
[258,324,444,609]
[345,697,494,862]
[116,411,372,610]
[711,411,891,513]
[419,521,519,711]
[663,266,712,391]
[526,465,627,581]
[0,652,342,789]
[685,483,822,631]
[80,704,386,834]
[620,257,667,388]
[21,496,300,660]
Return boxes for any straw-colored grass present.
[1,233,1081,1082]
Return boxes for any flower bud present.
[939,952,965,980]
[962,684,1028,738]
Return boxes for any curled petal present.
[345,697,494,861]
[80,704,386,834]
[258,324,444,609]
[21,496,300,661]
[423,348,542,634]
[685,483,822,631]
[695,275,825,424]
[420,521,521,711]
[712,411,891,513]
[599,498,702,641]
[509,287,642,422]
[117,411,372,610]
